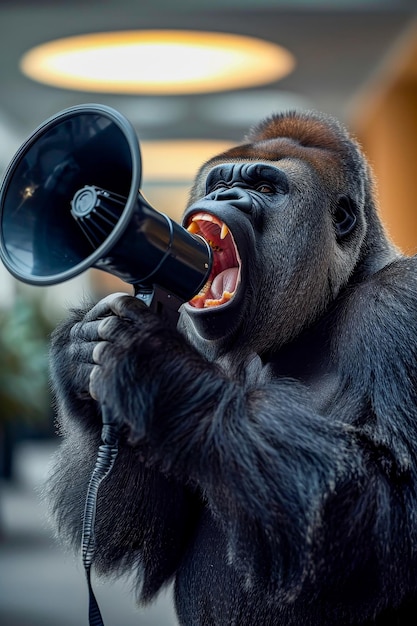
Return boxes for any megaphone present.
[0,103,212,308]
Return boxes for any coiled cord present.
[81,407,119,626]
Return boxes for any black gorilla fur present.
[47,110,417,625]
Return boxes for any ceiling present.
[0,0,416,176]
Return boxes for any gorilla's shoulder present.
[334,255,417,381]
[356,255,417,312]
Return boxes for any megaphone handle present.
[136,284,182,328]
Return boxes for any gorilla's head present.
[179,110,398,357]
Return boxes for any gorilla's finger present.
[92,340,111,365]
[106,294,149,320]
[83,292,133,323]
[97,316,137,341]
[97,316,117,338]
[89,364,103,401]
[70,320,102,342]
[68,340,100,363]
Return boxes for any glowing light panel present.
[20,30,295,94]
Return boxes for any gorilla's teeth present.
[220,223,229,240]
[187,221,199,234]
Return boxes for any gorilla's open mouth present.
[186,213,241,308]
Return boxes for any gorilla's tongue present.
[207,268,239,304]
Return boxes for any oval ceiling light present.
[20,30,295,95]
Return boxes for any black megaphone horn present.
[0,104,212,311]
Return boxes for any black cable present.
[81,407,119,626]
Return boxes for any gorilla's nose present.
[204,186,253,214]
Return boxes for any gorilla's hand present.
[89,294,215,444]
[49,292,132,430]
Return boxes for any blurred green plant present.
[0,294,53,424]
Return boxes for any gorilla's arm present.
[47,301,202,603]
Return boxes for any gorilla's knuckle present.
[97,316,115,337]
[92,340,109,364]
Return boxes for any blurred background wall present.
[350,20,417,254]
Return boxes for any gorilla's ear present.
[334,195,357,240]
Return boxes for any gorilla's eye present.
[255,183,274,194]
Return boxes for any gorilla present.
[46,110,417,625]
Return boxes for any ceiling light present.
[20,30,295,94]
